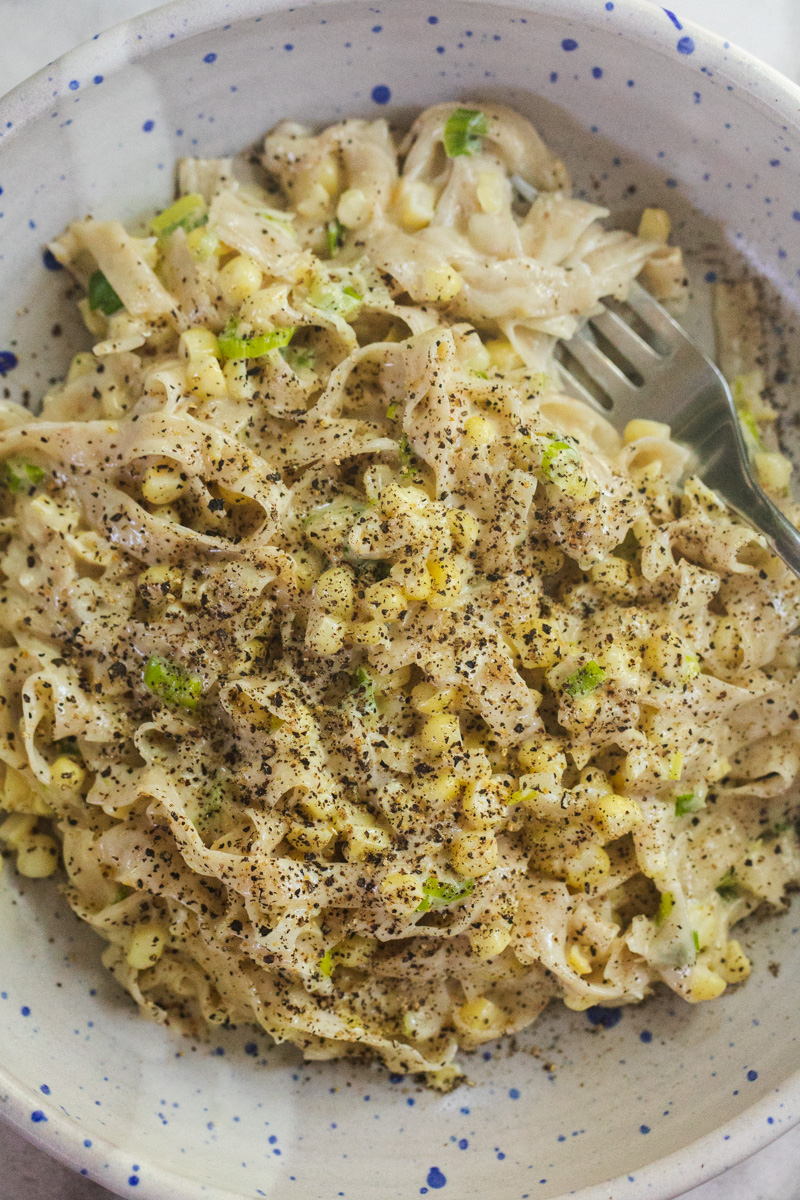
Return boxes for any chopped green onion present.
[150,193,207,238]
[1,459,46,494]
[563,661,606,697]
[351,665,377,712]
[88,270,124,316]
[217,318,295,360]
[144,655,204,710]
[386,402,399,420]
[326,218,346,257]
[416,876,475,913]
[509,787,538,806]
[443,107,489,157]
[716,869,738,901]
[318,948,334,977]
[111,885,131,904]
[692,930,700,952]
[654,890,674,926]
[398,433,418,478]
[191,229,219,261]
[308,278,363,320]
[675,792,705,817]
[541,438,582,485]
[473,370,488,380]
[281,344,316,373]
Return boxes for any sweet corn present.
[49,755,86,793]
[315,155,341,196]
[450,830,498,877]
[642,628,700,684]
[397,180,437,231]
[463,415,496,446]
[296,181,332,219]
[345,819,391,861]
[126,923,167,970]
[16,834,59,878]
[351,618,386,646]
[420,713,462,757]
[381,870,425,913]
[718,938,751,984]
[624,418,671,443]
[688,964,727,1002]
[638,207,671,243]
[461,780,507,831]
[518,738,567,776]
[187,225,220,260]
[336,187,369,228]
[476,170,505,214]
[567,944,593,975]
[513,618,562,670]
[446,509,480,550]
[0,813,37,849]
[4,767,52,816]
[457,994,503,1033]
[485,338,524,371]
[180,327,220,360]
[222,357,255,401]
[426,557,466,609]
[141,463,186,507]
[218,254,263,305]
[468,923,513,960]
[419,772,462,805]
[417,265,462,304]
[564,843,611,891]
[393,560,433,602]
[664,751,684,782]
[412,682,456,714]
[591,793,642,841]
[364,579,407,621]
[314,566,355,621]
[755,451,792,494]
[185,354,228,401]
[588,557,638,602]
[305,613,346,656]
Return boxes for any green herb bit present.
[416,877,475,913]
[111,885,131,905]
[318,948,334,977]
[351,665,377,712]
[675,792,705,817]
[386,402,400,420]
[443,107,489,157]
[217,318,295,360]
[692,930,700,952]
[541,438,582,484]
[473,370,488,380]
[326,218,346,257]
[150,192,207,238]
[1,458,46,494]
[654,890,674,926]
[54,736,80,758]
[281,344,316,373]
[563,661,606,697]
[88,270,124,316]
[398,433,419,478]
[144,655,204,710]
[716,868,738,901]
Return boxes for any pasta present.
[1,102,799,1089]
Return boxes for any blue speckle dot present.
[663,9,683,29]
[40,1085,50,1095]
[665,177,678,188]
[284,43,294,51]
[428,15,439,23]
[268,1135,277,1144]
[31,1111,47,1123]
[20,1003,30,1013]
[42,248,62,271]
[68,80,79,91]
[747,1069,758,1081]
[372,24,382,32]
[561,38,578,51]
[605,2,614,8]
[497,1151,506,1161]
[389,1074,403,1084]
[203,52,217,63]
[28,219,36,230]
[427,1167,447,1189]
[768,1116,775,1124]
[84,1140,92,1148]
[142,120,154,132]
[371,84,391,104]
[677,36,695,55]
[93,75,104,85]
[458,1138,468,1149]
[703,269,718,284]
[640,1125,650,1135]
[436,46,445,54]
[407,1097,415,1106]
[550,71,558,82]
[770,158,781,166]
[627,78,635,87]
[244,1042,258,1056]
[694,91,701,103]
[587,1006,622,1028]
[793,211,800,221]
[592,67,603,79]
[509,1088,520,1099]
[128,1176,139,1187]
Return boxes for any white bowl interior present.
[2,2,800,1198]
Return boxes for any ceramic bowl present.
[2,1,800,1197]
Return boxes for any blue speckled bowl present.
[2,1,800,1197]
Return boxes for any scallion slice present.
[144,655,204,710]
[88,270,124,316]
[443,108,489,157]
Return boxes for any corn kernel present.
[221,357,255,401]
[306,613,345,655]
[719,938,751,984]
[0,813,37,849]
[461,780,506,831]
[336,187,369,228]
[427,558,466,609]
[485,338,524,371]
[4,767,52,816]
[564,843,611,891]
[315,155,341,196]
[315,566,355,620]
[446,509,480,550]
[393,561,433,601]
[49,755,86,794]
[450,829,498,877]
[364,579,407,621]
[588,557,638,602]
[638,207,671,243]
[624,418,671,443]
[476,170,505,214]
[755,451,792,494]
[642,628,700,684]
[591,793,642,841]
[16,833,59,878]
[352,619,386,646]
[126,923,167,970]
[457,995,503,1033]
[469,923,513,959]
[567,944,592,975]
[513,618,561,670]
[420,713,461,757]
[141,463,186,506]
[417,265,462,304]
[419,772,462,805]
[187,225,219,260]
[688,964,727,1003]
[412,682,456,714]
[518,738,567,776]
[296,181,332,219]
[185,354,227,401]
[218,254,263,306]
[381,870,425,913]
[180,327,220,360]
[397,180,437,231]
[464,415,496,446]
[345,820,391,862]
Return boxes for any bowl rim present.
[1,1,800,1197]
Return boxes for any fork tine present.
[563,334,638,400]
[552,361,610,413]
[588,308,664,374]
[622,281,686,343]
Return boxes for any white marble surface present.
[1,1,800,1197]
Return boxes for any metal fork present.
[554,282,800,578]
